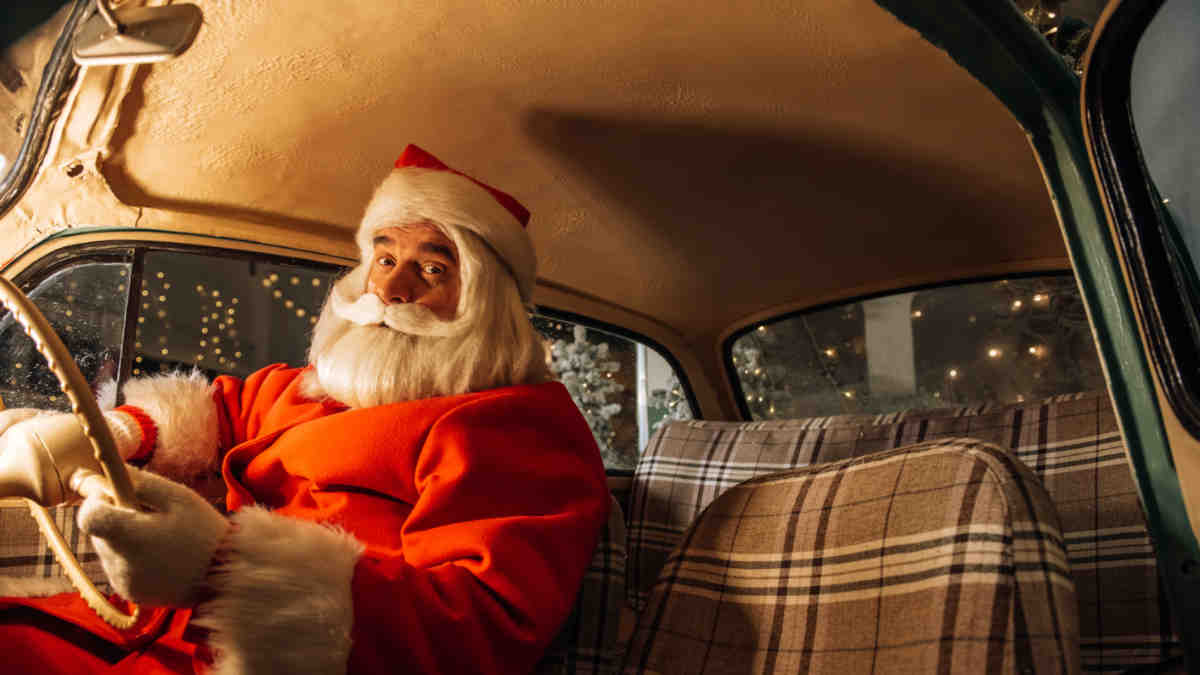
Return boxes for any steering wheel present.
[0,276,140,629]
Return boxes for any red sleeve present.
[111,366,301,480]
[209,364,294,451]
[347,390,610,674]
[113,368,293,483]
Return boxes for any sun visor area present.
[0,1,356,270]
[0,13,144,266]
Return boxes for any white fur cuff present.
[193,507,365,675]
[120,371,220,482]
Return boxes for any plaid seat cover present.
[627,391,1180,671]
[624,438,1080,674]
[0,502,109,593]
[537,493,628,675]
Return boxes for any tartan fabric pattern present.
[538,495,630,675]
[627,420,830,612]
[608,473,633,523]
[626,391,1179,672]
[624,439,1080,674]
[0,502,110,593]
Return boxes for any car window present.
[132,250,340,379]
[1131,0,1200,292]
[1092,0,1200,437]
[533,314,694,470]
[0,259,130,410]
[1,244,693,470]
[729,275,1106,419]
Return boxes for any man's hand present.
[78,466,229,608]
[0,408,46,435]
[0,411,109,505]
[0,409,146,505]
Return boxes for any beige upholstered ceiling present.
[87,0,1065,409]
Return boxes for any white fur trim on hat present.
[193,506,364,675]
[357,167,537,301]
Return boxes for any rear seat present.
[627,437,1079,672]
[623,391,1180,672]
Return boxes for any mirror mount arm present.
[94,0,124,35]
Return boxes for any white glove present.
[0,410,146,506]
[78,465,230,608]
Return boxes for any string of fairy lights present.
[935,290,1052,390]
[2,265,336,409]
[2,276,111,402]
[130,270,325,376]
[734,288,1057,411]
[260,272,324,325]
[4,272,133,403]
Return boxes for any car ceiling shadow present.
[522,108,1047,253]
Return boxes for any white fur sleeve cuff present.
[193,507,365,675]
[120,371,220,481]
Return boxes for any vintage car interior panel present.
[882,0,1200,663]
[1082,0,1200,663]
[2,0,1197,671]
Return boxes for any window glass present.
[1130,0,1200,283]
[0,245,695,470]
[533,315,694,469]
[132,250,340,379]
[1105,0,1200,437]
[730,275,1106,419]
[0,261,130,410]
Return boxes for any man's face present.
[366,223,461,322]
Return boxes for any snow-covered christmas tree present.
[649,372,692,434]
[730,338,791,418]
[549,325,627,464]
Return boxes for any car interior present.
[1,0,1197,672]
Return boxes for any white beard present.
[300,271,475,408]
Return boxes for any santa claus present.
[0,145,610,674]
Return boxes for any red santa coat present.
[0,365,610,674]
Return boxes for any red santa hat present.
[357,144,537,301]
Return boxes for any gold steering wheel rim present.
[0,276,140,629]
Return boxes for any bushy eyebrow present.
[372,235,457,264]
[419,242,457,263]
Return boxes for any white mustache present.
[329,279,459,338]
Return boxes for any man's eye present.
[422,264,444,276]
[376,256,394,267]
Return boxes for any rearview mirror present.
[72,1,202,66]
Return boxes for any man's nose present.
[373,267,420,305]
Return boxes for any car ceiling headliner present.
[97,0,1065,351]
